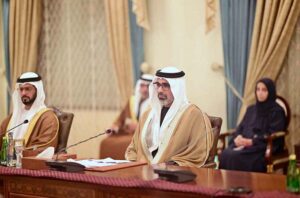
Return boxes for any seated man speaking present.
[125,67,213,167]
[0,72,59,153]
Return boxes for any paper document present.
[36,147,54,159]
[66,158,130,168]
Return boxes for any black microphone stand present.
[46,129,112,172]
[0,119,29,136]
[54,129,113,161]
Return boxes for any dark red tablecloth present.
[0,166,297,198]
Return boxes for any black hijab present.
[255,78,277,116]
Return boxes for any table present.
[0,164,297,198]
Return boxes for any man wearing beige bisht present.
[126,66,213,167]
[0,72,59,153]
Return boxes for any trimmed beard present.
[21,92,37,106]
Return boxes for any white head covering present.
[134,74,153,117]
[10,72,46,139]
[146,67,189,152]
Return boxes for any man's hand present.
[108,125,119,135]
[125,121,137,133]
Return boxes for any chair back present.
[206,116,222,165]
[99,133,133,160]
[275,95,291,130]
[265,96,291,173]
[51,107,74,153]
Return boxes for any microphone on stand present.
[1,119,29,136]
[46,129,113,172]
[56,129,113,156]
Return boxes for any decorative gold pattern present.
[38,0,121,110]
[205,0,217,34]
[132,0,150,30]
[102,191,141,198]
[8,180,96,197]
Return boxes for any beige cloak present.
[125,104,213,167]
[0,109,59,152]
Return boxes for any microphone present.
[55,129,113,160]
[46,129,113,172]
[1,119,29,136]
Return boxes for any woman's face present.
[256,82,269,102]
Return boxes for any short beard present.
[158,100,165,106]
[158,93,169,107]
[22,93,37,106]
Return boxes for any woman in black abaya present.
[219,78,287,172]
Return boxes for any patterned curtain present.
[38,0,122,158]
[39,0,120,110]
[131,0,150,30]
[220,0,256,129]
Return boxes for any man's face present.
[153,78,174,107]
[139,81,150,100]
[256,82,269,102]
[19,83,37,106]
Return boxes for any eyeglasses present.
[153,82,170,90]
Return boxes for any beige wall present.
[144,0,227,129]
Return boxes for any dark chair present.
[51,107,74,153]
[202,115,223,168]
[218,96,291,173]
[294,144,300,165]
[265,96,291,173]
[99,132,133,160]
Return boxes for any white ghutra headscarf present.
[10,72,46,139]
[145,67,189,153]
[134,74,153,118]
